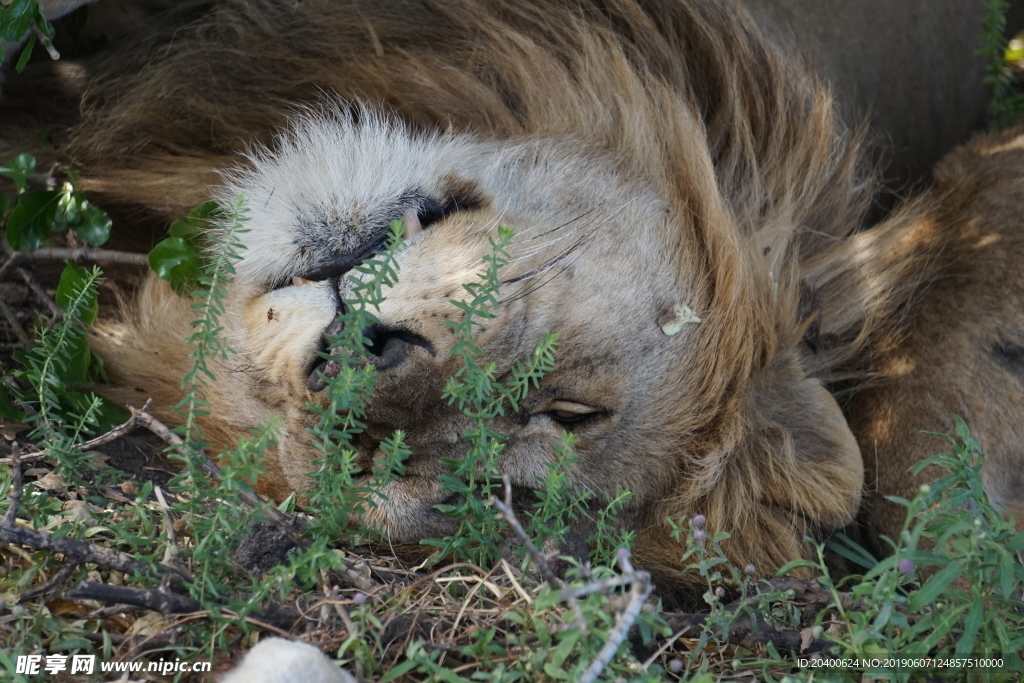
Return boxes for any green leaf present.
[50,637,93,651]
[55,262,99,326]
[774,558,821,576]
[76,202,112,246]
[0,152,37,193]
[188,200,222,222]
[0,0,36,43]
[168,201,220,240]
[956,599,985,656]
[5,189,59,250]
[148,236,202,295]
[908,559,965,612]
[58,334,92,384]
[998,546,1016,605]
[168,218,201,239]
[380,659,419,682]
[60,392,128,432]
[825,532,879,570]
[14,31,34,72]
[550,628,581,668]
[0,383,27,422]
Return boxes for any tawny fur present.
[5,0,1022,598]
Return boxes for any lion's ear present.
[744,352,864,528]
[682,354,864,580]
[644,352,864,588]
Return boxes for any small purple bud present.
[744,564,756,575]
[668,658,684,673]
[897,559,915,576]
[714,586,725,598]
[352,592,368,605]
[691,514,706,528]
[692,529,707,542]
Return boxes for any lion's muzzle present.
[307,320,437,391]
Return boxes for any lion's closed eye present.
[539,400,604,427]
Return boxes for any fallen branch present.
[87,603,144,620]
[64,581,302,631]
[0,398,154,465]
[0,245,149,283]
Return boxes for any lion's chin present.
[355,476,464,544]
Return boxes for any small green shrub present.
[980,0,1024,129]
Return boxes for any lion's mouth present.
[307,321,435,391]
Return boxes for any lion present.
[3,0,1022,597]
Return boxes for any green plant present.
[815,418,1024,681]
[423,225,562,567]
[303,219,408,543]
[147,202,220,295]
[979,0,1024,130]
[0,152,122,434]
[0,0,57,72]
[1,155,112,252]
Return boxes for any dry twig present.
[0,296,31,347]
[17,265,63,322]
[492,475,588,632]
[578,548,652,683]
[154,485,191,582]
[17,560,81,603]
[128,404,309,543]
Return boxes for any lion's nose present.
[307,322,435,391]
[363,324,436,370]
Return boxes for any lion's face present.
[218,112,711,541]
